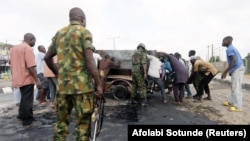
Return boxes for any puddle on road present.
[33,104,140,125]
[105,105,139,122]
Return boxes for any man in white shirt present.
[92,47,102,68]
[92,47,102,91]
[13,87,21,107]
[146,53,167,104]
[35,45,49,105]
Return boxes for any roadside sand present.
[181,80,250,124]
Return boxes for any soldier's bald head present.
[69,7,86,26]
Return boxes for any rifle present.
[140,65,145,77]
[91,94,105,141]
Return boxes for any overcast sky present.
[0,0,249,60]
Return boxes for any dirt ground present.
[104,79,250,125]
[183,80,250,124]
[0,80,249,141]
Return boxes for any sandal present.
[193,99,202,103]
[228,106,242,112]
[51,104,56,109]
[40,101,48,106]
[223,101,234,107]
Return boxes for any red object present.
[159,67,162,79]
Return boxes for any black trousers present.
[18,84,35,126]
[173,83,185,102]
[197,73,214,97]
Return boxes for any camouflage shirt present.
[132,50,147,71]
[48,21,94,94]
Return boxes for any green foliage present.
[209,56,221,62]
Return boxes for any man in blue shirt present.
[160,56,173,94]
[161,57,173,77]
[221,36,245,112]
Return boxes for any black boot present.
[194,95,202,103]
[128,97,137,105]
[193,94,198,99]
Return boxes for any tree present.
[209,56,221,62]
[209,56,215,62]
[215,56,221,62]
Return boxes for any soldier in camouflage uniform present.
[44,7,103,141]
[129,43,148,106]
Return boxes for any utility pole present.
[211,44,214,62]
[219,46,221,62]
[207,45,210,62]
[5,40,7,52]
[108,37,120,50]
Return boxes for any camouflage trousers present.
[54,92,94,141]
[131,70,146,99]
[193,73,203,92]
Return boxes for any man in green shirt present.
[129,43,148,106]
[44,7,103,141]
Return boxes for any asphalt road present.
[0,93,15,108]
[0,75,249,140]
[0,89,39,109]
[0,88,218,141]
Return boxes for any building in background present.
[0,42,12,80]
[244,53,250,74]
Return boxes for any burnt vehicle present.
[96,50,172,100]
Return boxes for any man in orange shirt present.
[9,33,41,127]
[44,56,58,106]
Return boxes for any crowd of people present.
[8,6,245,141]
[129,38,245,112]
[128,43,216,106]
